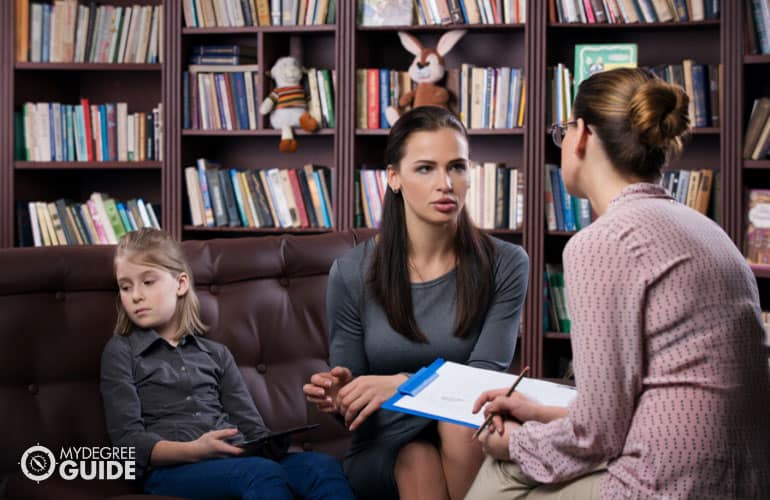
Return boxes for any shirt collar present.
[128,328,212,355]
[607,182,672,211]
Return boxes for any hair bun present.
[628,80,690,148]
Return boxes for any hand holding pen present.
[471,366,530,438]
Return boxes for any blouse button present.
[257,364,267,374]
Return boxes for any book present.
[573,43,638,92]
[746,189,770,265]
[359,0,413,26]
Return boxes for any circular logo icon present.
[20,445,56,483]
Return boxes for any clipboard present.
[382,359,577,428]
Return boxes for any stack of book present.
[184,159,333,229]
[661,169,715,215]
[16,193,160,247]
[17,1,163,63]
[744,0,770,55]
[743,98,770,160]
[182,0,336,27]
[544,164,592,233]
[544,263,571,334]
[356,65,525,129]
[550,0,719,24]
[16,100,162,162]
[359,0,527,26]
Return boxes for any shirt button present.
[194,412,200,416]
[186,396,191,401]
[181,366,186,371]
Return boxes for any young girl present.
[303,106,530,500]
[467,68,770,499]
[100,228,355,500]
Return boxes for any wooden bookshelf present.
[0,1,748,377]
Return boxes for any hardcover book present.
[573,43,638,92]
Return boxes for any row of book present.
[544,164,592,232]
[15,101,162,162]
[743,97,770,160]
[551,0,719,24]
[353,162,524,230]
[18,1,162,64]
[544,263,571,333]
[660,168,716,215]
[745,0,770,55]
[548,57,720,130]
[182,0,336,27]
[185,160,334,229]
[355,65,525,130]
[359,0,527,26]
[16,193,161,247]
[760,312,770,363]
[183,64,335,131]
[465,163,525,230]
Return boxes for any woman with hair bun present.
[466,68,770,499]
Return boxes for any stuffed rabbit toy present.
[385,30,466,126]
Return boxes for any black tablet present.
[237,424,320,459]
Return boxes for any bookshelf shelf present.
[14,63,162,71]
[744,160,770,169]
[356,23,525,32]
[487,229,524,235]
[544,332,571,340]
[548,20,720,29]
[182,25,335,35]
[690,127,720,135]
[15,161,163,170]
[183,225,332,234]
[547,230,578,237]
[182,129,335,136]
[744,54,770,64]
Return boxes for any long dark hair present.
[367,106,497,343]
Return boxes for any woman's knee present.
[395,440,441,473]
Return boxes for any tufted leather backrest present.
[0,230,375,485]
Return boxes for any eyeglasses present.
[549,121,577,148]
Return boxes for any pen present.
[472,365,530,440]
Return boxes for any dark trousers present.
[144,451,355,500]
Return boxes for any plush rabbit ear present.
[397,32,424,57]
[437,30,467,57]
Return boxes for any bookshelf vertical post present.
[523,0,547,377]
[1,0,14,248]
[163,0,182,239]
[723,1,743,245]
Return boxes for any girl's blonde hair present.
[113,228,207,338]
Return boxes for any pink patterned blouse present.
[509,183,770,499]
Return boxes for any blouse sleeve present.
[467,244,530,371]
[327,259,370,377]
[507,229,645,483]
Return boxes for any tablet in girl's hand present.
[238,424,320,460]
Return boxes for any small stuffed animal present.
[385,30,466,127]
[260,56,319,153]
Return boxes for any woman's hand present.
[475,420,520,461]
[189,428,245,461]
[472,389,555,434]
[337,374,408,431]
[303,366,353,413]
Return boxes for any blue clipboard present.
[381,358,479,429]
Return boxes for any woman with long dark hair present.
[304,106,529,500]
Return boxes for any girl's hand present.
[337,374,407,431]
[472,390,548,433]
[475,419,520,461]
[303,366,353,413]
[190,428,245,460]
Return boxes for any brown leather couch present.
[0,230,375,500]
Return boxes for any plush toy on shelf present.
[385,29,466,127]
[260,56,319,153]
